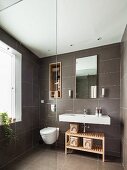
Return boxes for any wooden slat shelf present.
[66,143,103,154]
[66,130,104,140]
[65,128,105,162]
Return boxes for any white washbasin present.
[59,113,111,125]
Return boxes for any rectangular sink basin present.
[59,113,111,125]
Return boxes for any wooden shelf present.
[65,129,105,162]
[66,143,103,154]
[49,62,62,99]
[66,130,104,140]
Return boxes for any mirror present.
[76,55,97,99]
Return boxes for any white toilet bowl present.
[40,127,59,144]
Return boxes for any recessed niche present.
[49,62,62,99]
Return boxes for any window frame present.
[0,40,22,123]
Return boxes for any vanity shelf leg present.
[102,137,105,162]
[65,133,67,154]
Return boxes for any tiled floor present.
[2,146,124,170]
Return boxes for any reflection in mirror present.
[76,55,97,99]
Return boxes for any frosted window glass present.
[0,49,15,118]
[0,41,22,122]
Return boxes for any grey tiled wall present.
[121,25,127,169]
[40,43,121,157]
[0,28,40,168]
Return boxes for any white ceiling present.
[0,0,23,11]
[0,0,127,58]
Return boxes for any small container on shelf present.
[70,123,79,133]
[54,91,59,98]
[83,138,93,149]
[70,136,79,147]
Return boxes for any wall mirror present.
[76,55,97,99]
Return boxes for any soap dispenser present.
[99,107,102,117]
[95,107,98,116]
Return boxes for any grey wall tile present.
[22,83,33,107]
[33,85,39,106]
[73,99,98,114]
[99,99,120,114]
[99,59,120,74]
[62,76,75,89]
[99,72,120,86]
[0,139,16,167]
[22,58,33,83]
[99,86,120,99]
[105,138,121,154]
[62,65,75,78]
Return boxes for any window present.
[0,41,22,122]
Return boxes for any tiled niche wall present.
[40,43,121,157]
[121,25,127,169]
[0,28,40,168]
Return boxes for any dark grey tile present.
[62,65,75,78]
[73,99,98,114]
[32,107,39,129]
[32,128,40,146]
[15,131,32,157]
[99,72,120,86]
[99,99,120,115]
[22,82,33,107]
[0,139,16,168]
[39,67,49,80]
[22,58,33,83]
[33,63,39,85]
[33,85,39,106]
[40,79,49,91]
[103,125,121,139]
[62,76,75,89]
[57,99,73,114]
[99,85,120,99]
[99,43,121,61]
[99,58,120,74]
[16,107,33,134]
[105,138,121,155]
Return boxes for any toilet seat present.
[40,127,57,135]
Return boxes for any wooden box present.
[70,123,79,133]
[83,138,93,149]
[70,136,79,147]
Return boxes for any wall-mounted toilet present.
[40,127,59,144]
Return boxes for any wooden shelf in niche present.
[49,62,62,99]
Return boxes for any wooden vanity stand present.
[65,129,105,162]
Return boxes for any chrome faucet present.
[84,106,87,115]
